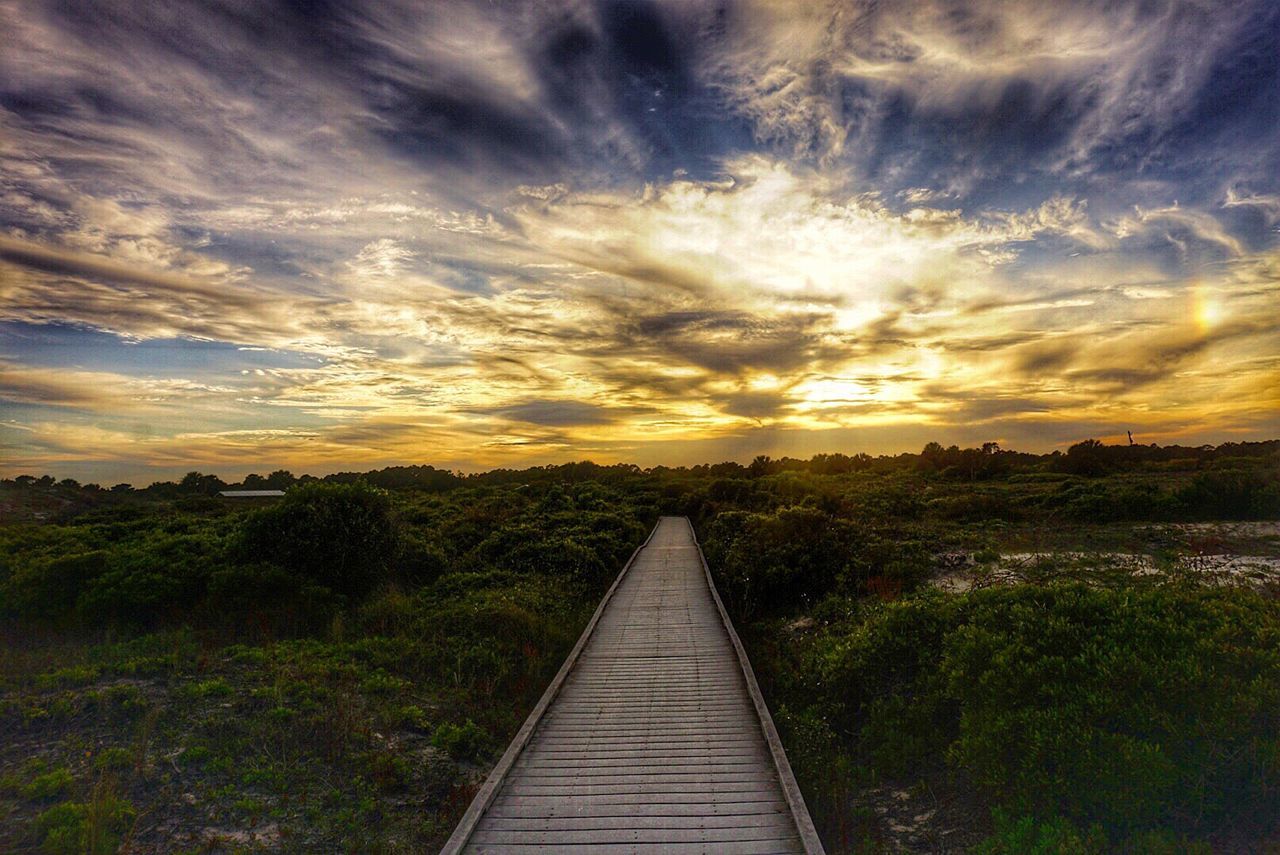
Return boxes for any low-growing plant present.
[19,765,74,801]
[178,678,233,700]
[971,811,1105,854]
[397,704,431,731]
[431,719,489,763]
[35,785,135,854]
[92,747,133,772]
[178,746,210,765]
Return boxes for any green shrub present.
[847,481,925,519]
[179,746,210,765]
[204,561,343,633]
[35,793,135,854]
[93,748,133,772]
[945,586,1280,830]
[178,678,232,699]
[22,766,74,801]
[0,518,239,625]
[1176,468,1280,520]
[368,751,410,793]
[704,507,932,617]
[971,810,1104,854]
[431,719,489,763]
[809,584,1280,838]
[703,507,853,618]
[973,813,1214,855]
[927,491,1020,522]
[35,665,101,689]
[498,533,607,587]
[1045,480,1182,522]
[76,530,227,623]
[394,529,448,586]
[396,704,431,731]
[359,669,409,695]
[237,482,400,601]
[5,552,107,618]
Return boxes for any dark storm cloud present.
[473,399,655,427]
[1005,315,1280,391]
[711,390,792,420]
[619,310,831,375]
[918,385,1059,423]
[1012,339,1079,376]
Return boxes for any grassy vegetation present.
[1,438,1277,852]
[691,444,1280,852]
[1,479,654,851]
[754,585,1279,851]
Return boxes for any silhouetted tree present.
[179,471,228,495]
[264,470,296,490]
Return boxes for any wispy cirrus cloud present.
[0,0,1276,482]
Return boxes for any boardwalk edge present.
[438,519,661,854]
[687,517,828,855]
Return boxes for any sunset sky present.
[2,0,1278,483]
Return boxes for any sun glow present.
[1193,285,1223,332]
[2,0,1279,484]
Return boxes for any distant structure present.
[1127,431,1135,446]
[218,490,286,498]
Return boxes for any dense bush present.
[3,442,1277,851]
[431,719,490,762]
[969,810,1106,854]
[703,507,934,617]
[805,584,1280,838]
[394,528,448,586]
[1176,467,1280,520]
[0,521,231,626]
[4,551,107,618]
[75,529,224,622]
[970,810,1212,854]
[36,794,135,855]
[461,504,647,591]
[703,508,852,617]
[926,490,1021,523]
[0,482,404,625]
[237,481,400,601]
[1044,479,1182,521]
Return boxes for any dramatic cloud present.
[0,0,1276,482]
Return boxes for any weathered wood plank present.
[496,781,791,798]
[469,827,801,845]
[525,747,766,757]
[488,799,789,816]
[445,517,823,854]
[530,728,757,738]
[480,813,794,831]
[494,791,787,803]
[507,773,777,787]
[501,783,788,798]
[467,843,797,855]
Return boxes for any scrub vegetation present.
[1,439,1278,852]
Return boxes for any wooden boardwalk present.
[442,516,823,854]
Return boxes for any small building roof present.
[218,490,286,498]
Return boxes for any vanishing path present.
[442,516,823,854]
